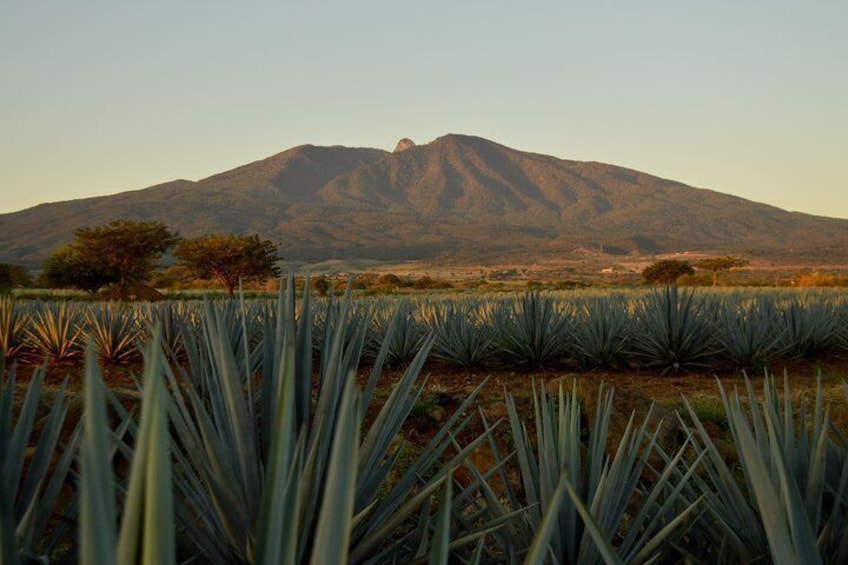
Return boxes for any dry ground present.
[14,353,848,471]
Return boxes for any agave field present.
[2,286,848,372]
[2,282,848,563]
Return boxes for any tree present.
[41,246,116,294]
[174,234,280,295]
[0,263,31,294]
[642,259,694,284]
[696,256,749,286]
[42,220,179,296]
[312,275,331,297]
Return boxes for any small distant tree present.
[0,263,31,294]
[312,275,331,297]
[43,220,179,296]
[696,256,748,286]
[412,275,453,290]
[42,246,116,294]
[377,273,402,288]
[174,234,280,295]
[642,259,694,285]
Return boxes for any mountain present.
[2,134,848,268]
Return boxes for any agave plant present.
[504,381,702,563]
[368,300,428,368]
[313,293,370,359]
[679,373,848,563]
[778,295,843,358]
[23,301,84,364]
[715,295,787,371]
[568,295,632,370]
[631,286,718,374]
[84,302,142,365]
[0,297,28,361]
[93,276,503,563]
[135,300,197,361]
[421,300,494,367]
[491,292,572,366]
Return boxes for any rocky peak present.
[394,138,416,153]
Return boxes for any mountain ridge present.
[2,134,847,267]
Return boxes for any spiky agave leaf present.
[80,346,118,565]
[115,330,175,565]
[723,381,821,564]
[427,473,453,565]
[0,357,75,563]
[682,372,848,564]
[308,379,360,565]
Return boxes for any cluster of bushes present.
[797,272,848,287]
[332,273,455,294]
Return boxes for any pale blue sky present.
[2,2,846,218]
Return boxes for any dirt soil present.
[13,353,848,468]
[345,355,848,469]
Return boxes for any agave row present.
[4,287,848,373]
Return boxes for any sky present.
[2,1,846,218]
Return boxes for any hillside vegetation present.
[2,135,848,267]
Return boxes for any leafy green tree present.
[0,263,31,294]
[696,255,749,286]
[42,220,179,296]
[174,234,280,295]
[642,259,694,284]
[41,246,116,294]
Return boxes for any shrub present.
[642,260,694,285]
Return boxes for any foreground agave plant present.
[0,360,76,564]
[505,381,703,563]
[80,340,175,565]
[680,373,848,564]
[74,276,505,564]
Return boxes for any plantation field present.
[4,286,848,372]
[3,284,848,563]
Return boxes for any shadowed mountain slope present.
[2,134,847,267]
